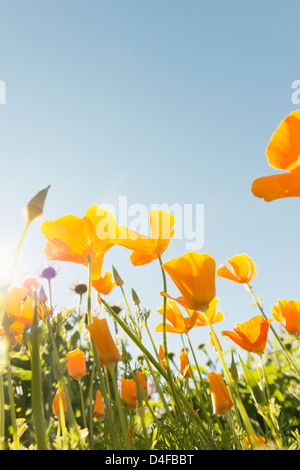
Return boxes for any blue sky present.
[1,0,300,363]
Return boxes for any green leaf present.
[239,355,266,405]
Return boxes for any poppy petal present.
[266,110,300,171]
[252,172,300,202]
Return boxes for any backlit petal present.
[266,110,300,171]
[252,172,300,202]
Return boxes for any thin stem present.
[182,335,213,427]
[246,284,300,377]
[102,297,208,437]
[101,298,167,378]
[145,320,160,362]
[185,333,212,406]
[58,385,68,450]
[78,379,87,429]
[6,354,20,450]
[0,337,7,449]
[92,346,120,448]
[252,353,265,395]
[259,354,270,399]
[157,253,188,427]
[88,361,95,449]
[120,286,134,325]
[224,410,243,450]
[0,372,4,448]
[108,364,131,450]
[30,305,48,450]
[45,314,78,429]
[87,255,92,325]
[86,257,118,449]
[202,309,260,446]
[47,279,53,312]
[144,356,176,424]
[138,406,150,449]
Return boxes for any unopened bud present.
[131,288,140,306]
[230,351,239,383]
[112,265,124,286]
[22,185,50,222]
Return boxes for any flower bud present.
[112,265,124,286]
[22,185,50,223]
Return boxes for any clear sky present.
[1,0,300,363]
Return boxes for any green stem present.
[0,372,4,448]
[86,257,118,447]
[47,279,53,312]
[58,385,68,449]
[143,356,176,424]
[6,354,20,450]
[252,353,265,394]
[259,354,270,399]
[120,286,134,325]
[30,302,48,450]
[43,307,78,430]
[101,298,168,379]
[77,293,83,317]
[91,345,120,448]
[145,320,160,362]
[138,406,150,449]
[183,334,214,428]
[202,310,259,445]
[87,255,92,325]
[185,334,212,405]
[157,253,188,427]
[0,337,7,449]
[246,284,300,377]
[88,361,95,449]
[102,297,206,436]
[78,379,87,429]
[108,364,131,450]
[0,287,6,330]
[224,410,243,450]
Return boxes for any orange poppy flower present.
[66,347,87,380]
[93,390,105,419]
[92,272,116,296]
[40,204,119,280]
[191,297,224,327]
[161,252,216,311]
[252,110,300,202]
[5,286,46,329]
[86,317,122,367]
[221,315,272,355]
[272,299,300,335]
[117,209,175,266]
[155,300,200,334]
[52,388,67,418]
[180,350,191,379]
[208,372,233,416]
[121,372,147,407]
[22,277,41,298]
[217,254,256,284]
